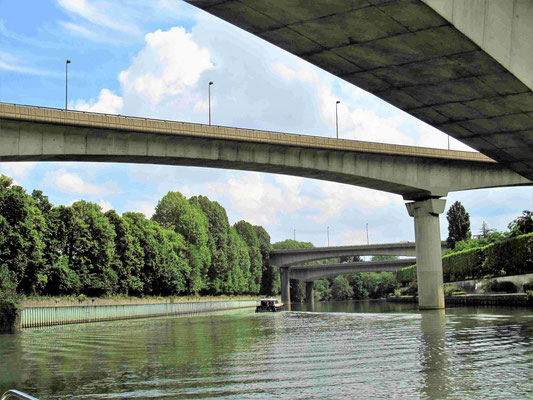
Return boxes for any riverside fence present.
[19,300,257,328]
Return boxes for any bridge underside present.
[289,258,416,281]
[186,0,533,182]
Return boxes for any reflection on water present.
[0,302,531,399]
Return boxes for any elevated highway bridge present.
[0,100,530,310]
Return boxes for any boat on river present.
[255,298,285,312]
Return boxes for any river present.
[0,301,531,399]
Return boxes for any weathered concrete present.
[0,104,529,201]
[280,267,291,307]
[186,0,533,182]
[270,241,446,267]
[305,281,314,305]
[290,258,416,281]
[406,198,446,309]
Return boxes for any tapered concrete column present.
[280,267,291,306]
[305,281,314,305]
[406,198,446,310]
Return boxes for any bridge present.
[289,258,416,305]
[183,0,533,309]
[270,241,446,267]
[186,0,533,183]
[270,241,440,305]
[1,103,529,309]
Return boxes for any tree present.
[330,275,354,300]
[189,196,231,294]
[153,192,210,294]
[234,221,262,294]
[508,210,533,237]
[446,201,471,249]
[254,225,275,295]
[371,255,398,261]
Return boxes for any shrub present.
[444,284,465,296]
[483,280,517,293]
[0,299,19,332]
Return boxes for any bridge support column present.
[305,281,314,305]
[406,198,446,310]
[280,267,291,308]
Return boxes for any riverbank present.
[388,293,532,307]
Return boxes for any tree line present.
[0,175,279,298]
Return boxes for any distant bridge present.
[270,241,447,267]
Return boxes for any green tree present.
[446,201,471,249]
[508,210,533,237]
[189,196,231,294]
[330,275,354,300]
[153,192,210,294]
[0,175,46,294]
[254,225,275,295]
[66,201,117,296]
[227,227,251,294]
[105,210,144,295]
[371,255,398,261]
[349,273,367,299]
[234,220,262,294]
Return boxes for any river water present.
[0,301,531,399]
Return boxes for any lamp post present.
[327,226,330,247]
[335,100,340,139]
[65,59,71,110]
[208,81,213,125]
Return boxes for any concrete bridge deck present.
[289,258,416,281]
[0,103,529,201]
[270,241,447,267]
[186,0,533,182]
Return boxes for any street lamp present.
[208,81,213,125]
[65,59,71,110]
[327,226,330,247]
[335,100,340,139]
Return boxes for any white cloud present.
[310,182,403,223]
[57,0,138,35]
[99,199,113,212]
[0,162,36,178]
[125,200,156,218]
[73,88,123,114]
[338,229,369,245]
[42,169,120,197]
[416,121,475,151]
[206,172,310,226]
[118,27,213,105]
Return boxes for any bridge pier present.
[280,267,291,308]
[305,281,314,305]
[406,198,447,310]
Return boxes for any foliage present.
[330,275,354,300]
[402,233,533,284]
[446,201,471,249]
[508,210,533,237]
[0,176,274,300]
[444,284,465,296]
[483,280,517,293]
[371,255,398,261]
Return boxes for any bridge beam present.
[406,198,447,310]
[280,267,291,309]
[305,282,314,305]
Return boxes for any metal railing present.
[1,390,40,400]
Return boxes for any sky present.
[0,0,531,247]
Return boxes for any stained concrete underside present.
[185,0,533,181]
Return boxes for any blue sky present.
[0,0,531,246]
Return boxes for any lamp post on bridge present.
[208,81,213,125]
[335,100,340,139]
[65,59,71,110]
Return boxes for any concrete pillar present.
[305,281,314,305]
[280,267,291,307]
[406,198,446,310]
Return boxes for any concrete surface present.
[186,0,533,182]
